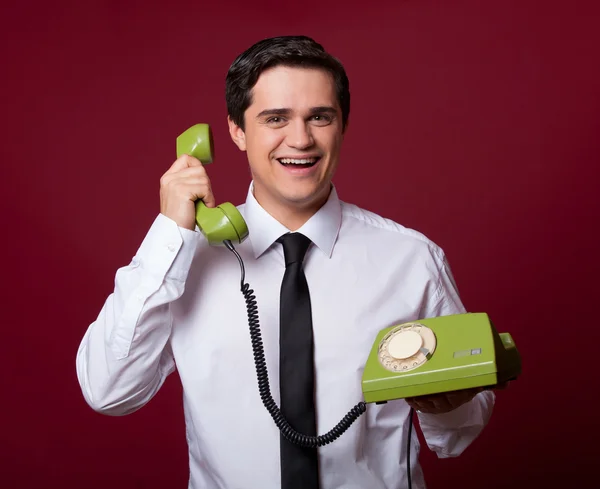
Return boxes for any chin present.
[279,185,329,207]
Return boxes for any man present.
[76,36,496,488]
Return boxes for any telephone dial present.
[176,123,522,483]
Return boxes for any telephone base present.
[361,313,521,403]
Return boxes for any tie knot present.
[277,232,312,266]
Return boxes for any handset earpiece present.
[176,123,249,245]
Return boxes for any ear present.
[228,116,247,151]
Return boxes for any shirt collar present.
[242,182,342,259]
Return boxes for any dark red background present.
[2,1,598,487]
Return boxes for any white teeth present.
[279,158,318,164]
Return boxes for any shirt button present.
[167,243,176,252]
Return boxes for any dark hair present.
[225,35,350,131]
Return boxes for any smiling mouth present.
[277,157,320,168]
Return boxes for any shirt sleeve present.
[75,213,202,416]
[416,245,496,458]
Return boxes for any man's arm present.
[77,153,214,416]
[76,214,201,416]
[413,246,496,457]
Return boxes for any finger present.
[406,398,435,413]
[408,394,437,403]
[432,396,454,412]
[199,186,216,208]
[161,167,210,187]
[164,154,203,175]
[170,182,216,208]
[404,398,420,410]
[409,393,463,413]
[446,387,481,401]
[166,165,208,178]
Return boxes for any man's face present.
[229,65,345,214]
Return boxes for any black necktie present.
[277,232,320,489]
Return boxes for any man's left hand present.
[405,382,509,415]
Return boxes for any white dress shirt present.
[76,183,495,489]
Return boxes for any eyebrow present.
[256,106,338,119]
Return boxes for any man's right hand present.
[159,154,216,231]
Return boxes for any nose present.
[286,120,314,150]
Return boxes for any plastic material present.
[176,124,249,245]
[176,123,214,164]
[361,312,521,403]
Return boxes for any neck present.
[252,184,332,231]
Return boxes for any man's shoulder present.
[339,200,444,255]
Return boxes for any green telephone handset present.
[176,123,249,245]
[175,125,521,484]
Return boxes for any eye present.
[310,114,332,125]
[266,116,286,125]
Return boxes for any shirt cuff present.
[134,213,202,282]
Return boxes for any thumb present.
[200,186,216,209]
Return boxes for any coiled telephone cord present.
[224,240,367,448]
